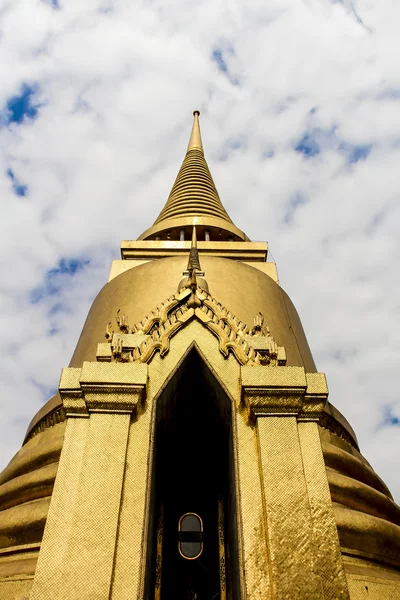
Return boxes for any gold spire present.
[138,111,249,242]
[187,110,203,152]
[153,110,232,225]
[138,110,245,237]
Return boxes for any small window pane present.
[178,513,203,560]
[180,541,201,559]
[181,514,201,532]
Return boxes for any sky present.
[0,0,399,501]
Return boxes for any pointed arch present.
[144,345,243,600]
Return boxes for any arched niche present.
[146,348,240,600]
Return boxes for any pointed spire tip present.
[187,110,203,153]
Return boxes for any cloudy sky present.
[0,0,399,500]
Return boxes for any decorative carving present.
[319,413,359,450]
[112,337,123,361]
[184,226,203,275]
[246,312,286,365]
[97,288,286,369]
[110,337,134,363]
[97,234,286,367]
[25,406,66,442]
[105,322,113,342]
[182,227,204,307]
[251,312,269,336]
[116,309,129,333]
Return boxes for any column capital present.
[241,366,328,421]
[59,362,148,417]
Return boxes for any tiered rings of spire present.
[139,111,248,242]
[154,111,233,224]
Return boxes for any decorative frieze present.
[97,290,286,368]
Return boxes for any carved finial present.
[252,312,264,336]
[250,312,271,337]
[105,322,113,342]
[187,227,202,309]
[116,309,130,333]
[112,337,123,361]
[187,226,202,273]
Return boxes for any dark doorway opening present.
[146,348,240,600]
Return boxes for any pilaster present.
[240,366,350,600]
[29,362,147,600]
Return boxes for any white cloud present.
[0,0,400,501]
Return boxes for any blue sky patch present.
[212,48,228,73]
[366,207,387,235]
[219,137,245,161]
[295,126,372,165]
[50,258,88,276]
[7,169,28,197]
[347,144,372,163]
[283,192,307,224]
[333,350,344,362]
[5,83,40,125]
[295,132,320,157]
[263,149,274,159]
[30,258,90,304]
[48,302,68,316]
[338,140,372,163]
[378,88,400,100]
[381,406,400,427]
[294,126,335,157]
[331,348,357,363]
[29,377,58,401]
[211,46,238,85]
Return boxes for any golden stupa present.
[0,112,399,600]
